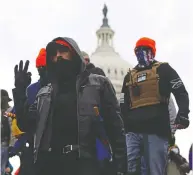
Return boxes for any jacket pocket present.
[79,85,101,105]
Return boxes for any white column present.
[106,33,109,45]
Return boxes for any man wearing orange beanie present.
[120,37,190,175]
[26,48,48,105]
[11,48,48,175]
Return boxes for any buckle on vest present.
[63,145,73,154]
[62,145,79,154]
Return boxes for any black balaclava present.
[53,56,78,82]
[37,66,49,87]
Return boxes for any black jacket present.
[13,37,126,172]
[121,61,189,137]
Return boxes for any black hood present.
[46,37,86,80]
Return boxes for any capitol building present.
[90,5,132,100]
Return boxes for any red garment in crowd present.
[14,167,20,175]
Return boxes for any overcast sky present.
[1,0,193,172]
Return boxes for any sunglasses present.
[47,44,71,61]
[57,44,70,53]
[48,43,70,56]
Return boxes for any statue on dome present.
[103,4,108,18]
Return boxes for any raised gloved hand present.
[14,60,31,90]
[175,114,189,129]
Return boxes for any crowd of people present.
[1,36,192,175]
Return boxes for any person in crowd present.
[82,51,106,76]
[1,89,12,174]
[120,37,190,175]
[81,51,115,174]
[8,48,48,175]
[13,37,127,175]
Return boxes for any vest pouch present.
[131,84,141,97]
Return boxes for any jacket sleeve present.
[166,63,190,117]
[168,96,177,134]
[101,77,127,172]
[12,88,38,133]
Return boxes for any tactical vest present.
[126,62,167,109]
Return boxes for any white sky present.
[1,0,193,173]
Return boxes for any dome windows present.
[106,68,126,78]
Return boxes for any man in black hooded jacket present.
[81,51,106,76]
[12,37,126,175]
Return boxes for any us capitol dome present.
[90,4,133,100]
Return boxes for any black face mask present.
[54,57,77,81]
[37,67,49,87]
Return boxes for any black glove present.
[14,60,31,89]
[175,114,189,129]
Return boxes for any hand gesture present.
[14,60,32,89]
